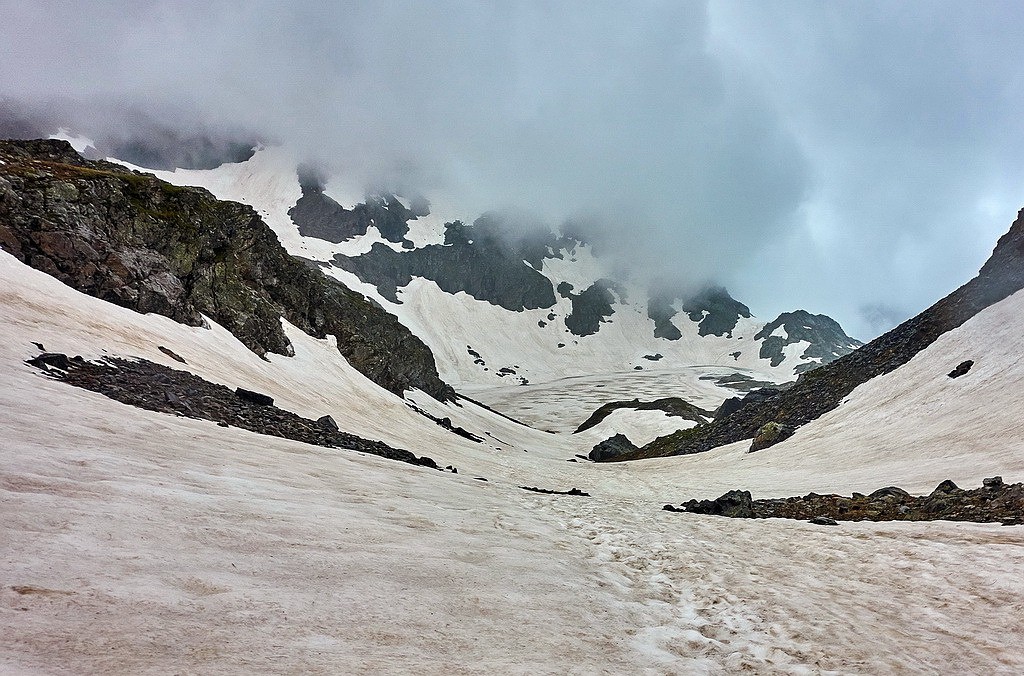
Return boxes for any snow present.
[48,128,96,153]
[3,249,1024,672]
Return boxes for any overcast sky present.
[3,1,1023,339]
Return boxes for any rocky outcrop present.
[288,166,415,244]
[333,213,563,311]
[754,310,862,372]
[0,139,454,400]
[647,285,751,339]
[26,352,439,468]
[563,279,623,336]
[574,397,712,434]
[601,208,1024,461]
[588,433,640,462]
[665,479,1024,525]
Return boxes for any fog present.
[3,1,1024,338]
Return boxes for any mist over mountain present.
[3,2,1024,340]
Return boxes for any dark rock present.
[931,479,960,494]
[317,415,339,431]
[642,353,663,361]
[984,476,1004,488]
[809,516,838,526]
[520,486,590,496]
[749,422,793,452]
[948,360,974,378]
[445,465,458,474]
[563,279,623,337]
[681,490,755,518]
[576,397,712,435]
[26,352,73,371]
[31,341,45,351]
[755,310,862,372]
[868,486,912,500]
[334,212,565,312]
[588,433,640,462]
[158,346,187,364]
[235,388,274,407]
[217,421,229,427]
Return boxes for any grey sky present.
[2,1,1023,339]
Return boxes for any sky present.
[2,1,1023,339]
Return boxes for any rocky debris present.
[642,353,663,361]
[948,360,975,378]
[520,486,590,497]
[609,208,1024,462]
[713,386,786,419]
[754,310,863,373]
[0,139,453,401]
[444,465,458,474]
[405,402,484,443]
[588,433,640,462]
[748,421,794,452]
[808,516,838,526]
[574,397,712,434]
[665,479,1024,524]
[158,346,187,363]
[26,352,439,469]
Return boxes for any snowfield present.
[3,248,1024,673]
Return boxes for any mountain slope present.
[607,207,1024,460]
[0,139,453,400]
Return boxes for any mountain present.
[100,142,859,434]
[3,136,1024,674]
[599,206,1024,461]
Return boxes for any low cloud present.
[2,1,1023,339]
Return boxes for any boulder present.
[681,490,755,518]
[589,433,640,462]
[749,421,793,452]
[947,360,974,378]
[235,387,274,407]
[317,415,339,431]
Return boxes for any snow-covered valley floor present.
[3,251,1024,674]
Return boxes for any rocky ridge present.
[600,207,1024,461]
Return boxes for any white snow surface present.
[3,250,1024,673]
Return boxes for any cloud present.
[2,1,1023,339]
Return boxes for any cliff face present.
[0,139,454,401]
[600,207,1024,461]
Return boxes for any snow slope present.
[3,248,1024,673]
